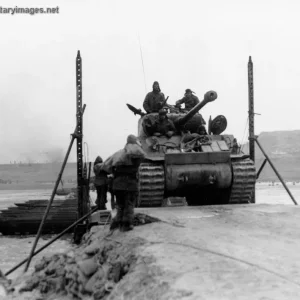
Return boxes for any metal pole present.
[254,137,298,205]
[76,50,84,219]
[87,162,92,189]
[86,162,92,212]
[24,105,86,272]
[5,206,99,277]
[248,56,255,203]
[248,56,255,161]
[256,158,267,179]
[84,162,92,216]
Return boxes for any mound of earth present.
[3,205,300,299]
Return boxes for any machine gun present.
[161,96,169,108]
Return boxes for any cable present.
[84,142,89,164]
[86,143,90,162]
[137,33,147,93]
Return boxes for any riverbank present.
[3,203,300,299]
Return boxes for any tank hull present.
[165,152,232,191]
[166,163,232,191]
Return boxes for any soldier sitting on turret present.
[152,109,176,138]
[176,89,200,111]
[197,125,207,135]
[143,81,166,113]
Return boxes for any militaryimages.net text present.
[0,6,59,15]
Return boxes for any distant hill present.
[242,130,300,181]
[0,162,77,190]
[1,130,300,190]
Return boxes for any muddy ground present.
[2,203,300,300]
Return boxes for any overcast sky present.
[0,0,299,163]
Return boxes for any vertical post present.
[248,56,255,161]
[76,50,84,218]
[248,56,255,203]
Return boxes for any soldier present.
[93,156,108,210]
[110,135,146,231]
[197,124,207,135]
[143,81,166,113]
[152,109,176,138]
[231,138,240,154]
[176,89,200,111]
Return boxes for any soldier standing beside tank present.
[110,135,146,232]
[93,156,108,210]
[143,81,166,113]
[176,89,200,111]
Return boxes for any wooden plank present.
[15,203,65,207]
[0,197,79,235]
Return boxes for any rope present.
[84,142,89,164]
[137,33,147,93]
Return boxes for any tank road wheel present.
[229,158,256,204]
[137,163,165,207]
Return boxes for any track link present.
[138,163,165,207]
[230,158,256,204]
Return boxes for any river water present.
[0,183,299,210]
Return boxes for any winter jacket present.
[143,91,166,113]
[112,158,143,191]
[176,95,200,110]
[94,163,108,186]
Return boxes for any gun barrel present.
[176,91,217,127]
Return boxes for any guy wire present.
[138,33,147,93]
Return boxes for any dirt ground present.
[2,203,300,300]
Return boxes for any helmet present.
[127,134,141,145]
[94,156,103,164]
[158,109,167,116]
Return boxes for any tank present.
[133,91,256,207]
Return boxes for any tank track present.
[229,158,256,204]
[137,158,256,207]
[137,163,165,207]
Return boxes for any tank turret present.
[175,91,217,128]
